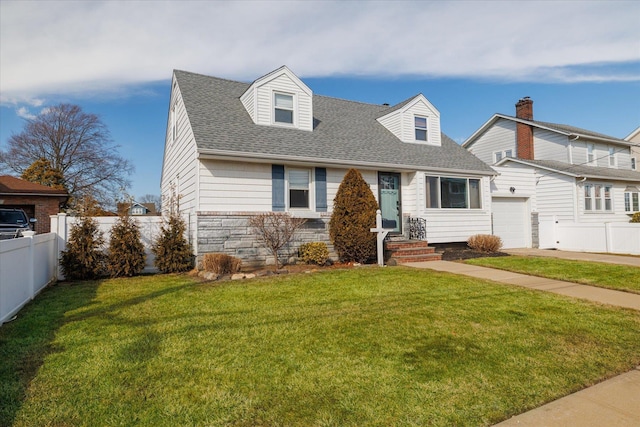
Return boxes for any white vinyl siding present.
[161,77,198,217]
[532,128,569,162]
[466,119,517,165]
[573,141,633,169]
[325,168,378,212]
[240,67,312,131]
[377,95,441,146]
[412,173,492,243]
[198,160,272,212]
[490,166,537,211]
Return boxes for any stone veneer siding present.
[196,212,336,268]
[531,212,539,249]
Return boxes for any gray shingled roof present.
[505,158,640,182]
[175,70,495,175]
[496,115,628,144]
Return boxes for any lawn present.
[466,256,640,294]
[2,268,640,426]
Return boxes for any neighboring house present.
[463,98,640,249]
[161,66,496,266]
[117,201,158,216]
[0,175,68,234]
[625,126,640,171]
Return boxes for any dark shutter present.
[272,164,285,211]
[315,167,327,212]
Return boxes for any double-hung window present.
[608,147,616,167]
[274,93,294,124]
[624,187,640,213]
[587,143,595,165]
[288,169,310,209]
[584,183,613,212]
[426,175,481,209]
[415,116,428,141]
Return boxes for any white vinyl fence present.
[51,214,165,274]
[539,216,640,255]
[1,215,166,325]
[0,232,57,324]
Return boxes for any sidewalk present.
[404,258,640,426]
[505,248,640,267]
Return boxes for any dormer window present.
[274,93,294,124]
[415,116,427,141]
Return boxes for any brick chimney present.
[515,97,534,159]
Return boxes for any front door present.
[378,172,401,233]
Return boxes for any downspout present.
[574,176,587,222]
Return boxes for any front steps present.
[385,239,442,264]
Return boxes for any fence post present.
[22,231,36,300]
[55,213,68,280]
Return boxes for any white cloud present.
[16,106,36,120]
[1,0,638,103]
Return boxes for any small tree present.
[106,213,146,277]
[249,212,306,270]
[329,169,378,263]
[60,216,105,280]
[152,211,193,273]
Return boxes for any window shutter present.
[315,167,327,212]
[272,164,285,211]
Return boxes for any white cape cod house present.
[463,98,640,254]
[161,66,496,266]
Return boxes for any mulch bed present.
[440,248,510,261]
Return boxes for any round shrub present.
[299,242,330,265]
[467,234,503,253]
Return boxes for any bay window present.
[426,175,481,209]
[624,187,640,213]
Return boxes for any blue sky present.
[1,1,639,199]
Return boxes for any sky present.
[1,0,639,200]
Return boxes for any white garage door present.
[492,197,529,248]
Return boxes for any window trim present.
[493,149,513,163]
[624,188,640,213]
[425,174,482,210]
[587,143,596,165]
[287,167,312,210]
[170,104,177,142]
[608,146,617,167]
[583,182,613,213]
[273,92,295,126]
[414,115,428,142]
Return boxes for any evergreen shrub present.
[152,212,194,273]
[106,214,146,277]
[60,216,106,280]
[298,242,330,265]
[329,168,378,263]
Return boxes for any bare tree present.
[248,212,306,270]
[0,103,133,208]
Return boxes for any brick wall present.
[196,212,336,268]
[0,195,65,234]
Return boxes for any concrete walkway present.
[404,255,640,426]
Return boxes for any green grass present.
[466,256,640,294]
[2,268,640,426]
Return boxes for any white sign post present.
[370,209,393,266]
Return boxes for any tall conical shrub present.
[152,211,194,273]
[329,169,378,263]
[60,216,105,280]
[107,214,146,277]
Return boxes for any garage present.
[492,197,529,248]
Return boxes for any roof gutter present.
[197,149,497,177]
